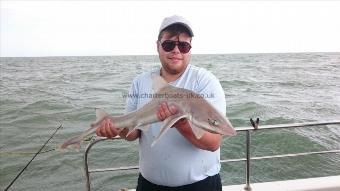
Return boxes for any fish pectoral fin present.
[151,114,187,147]
[58,135,83,151]
[188,120,205,140]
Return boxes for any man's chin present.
[162,62,188,75]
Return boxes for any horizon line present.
[1,51,339,58]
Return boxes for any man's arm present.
[175,119,222,151]
[157,102,221,152]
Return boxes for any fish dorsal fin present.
[151,73,168,92]
[95,108,109,122]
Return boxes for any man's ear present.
[156,40,160,53]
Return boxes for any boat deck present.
[222,175,340,191]
[126,175,340,191]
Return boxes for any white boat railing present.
[83,120,340,191]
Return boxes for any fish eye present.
[208,118,219,126]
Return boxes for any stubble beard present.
[160,54,191,76]
[162,61,188,75]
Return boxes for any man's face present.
[157,32,192,76]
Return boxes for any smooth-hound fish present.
[59,74,236,150]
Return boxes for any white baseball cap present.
[159,15,194,37]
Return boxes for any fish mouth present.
[212,125,237,136]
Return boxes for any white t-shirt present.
[125,64,226,187]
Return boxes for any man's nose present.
[171,44,181,53]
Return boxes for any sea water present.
[0,53,339,190]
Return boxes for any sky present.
[1,0,340,57]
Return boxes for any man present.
[96,15,226,191]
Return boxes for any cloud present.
[1,1,340,57]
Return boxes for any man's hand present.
[157,102,188,128]
[157,102,177,121]
[96,118,119,138]
[95,118,140,141]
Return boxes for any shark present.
[59,74,236,150]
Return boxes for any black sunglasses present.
[160,40,192,54]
